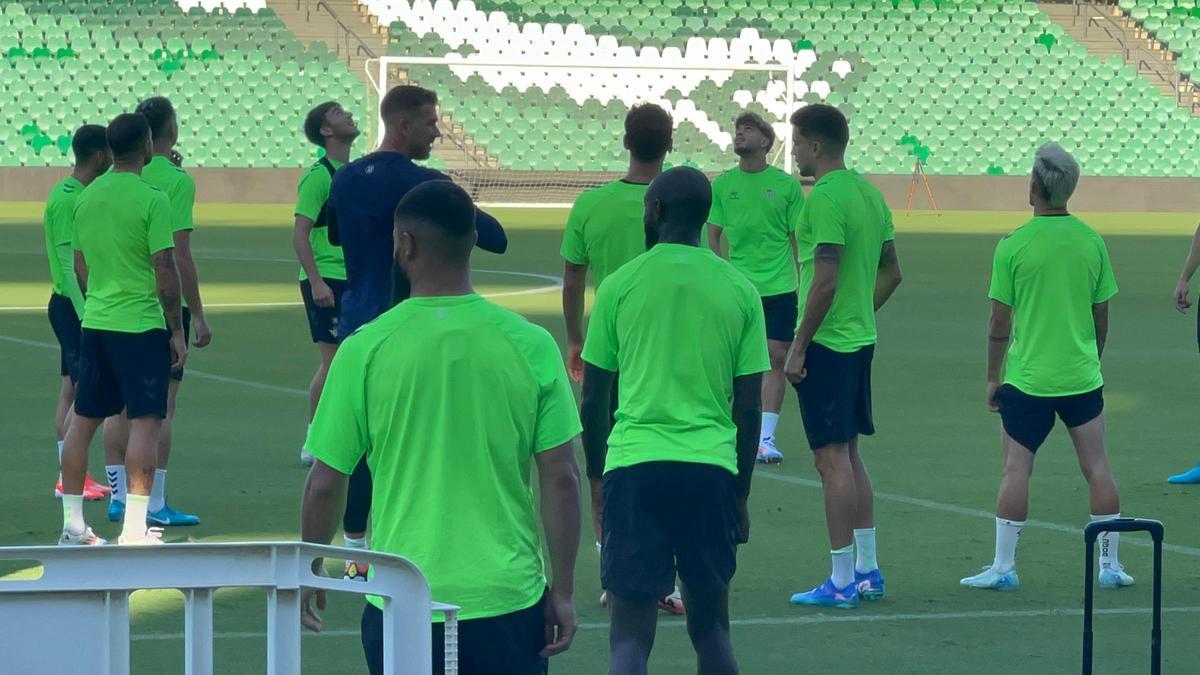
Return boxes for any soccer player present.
[962,143,1132,590]
[326,85,507,578]
[559,103,685,614]
[59,113,186,546]
[103,97,208,528]
[784,104,903,609]
[708,111,806,464]
[300,181,579,675]
[44,124,112,501]
[580,166,767,674]
[294,101,359,466]
[1168,220,1200,484]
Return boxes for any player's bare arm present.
[707,223,725,258]
[874,240,903,311]
[731,373,763,543]
[1173,221,1200,312]
[1093,301,1109,359]
[535,442,582,657]
[293,214,334,308]
[173,229,211,347]
[73,249,88,294]
[299,459,350,632]
[153,248,187,371]
[785,243,842,383]
[562,261,589,383]
[986,300,1012,412]
[579,362,616,540]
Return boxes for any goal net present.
[371,55,798,207]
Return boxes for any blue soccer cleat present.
[1167,463,1200,484]
[960,566,1020,590]
[855,569,886,601]
[147,504,200,527]
[108,500,125,522]
[1098,565,1134,589]
[790,578,860,609]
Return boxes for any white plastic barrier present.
[0,542,459,675]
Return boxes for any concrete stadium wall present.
[1,167,1197,212]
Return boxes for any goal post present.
[368,55,798,207]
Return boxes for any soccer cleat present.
[790,578,860,609]
[59,527,106,546]
[855,568,886,601]
[300,449,315,467]
[344,561,370,581]
[108,500,125,522]
[1098,564,1134,589]
[117,527,165,546]
[1167,463,1200,484]
[658,587,686,615]
[960,566,1020,590]
[55,475,110,501]
[757,437,784,464]
[147,505,200,527]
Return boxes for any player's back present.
[992,214,1117,395]
[341,293,573,618]
[561,180,649,287]
[585,244,766,473]
[43,176,84,293]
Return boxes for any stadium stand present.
[1,0,1198,176]
[1117,0,1199,84]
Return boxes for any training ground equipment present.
[0,542,460,674]
[1082,518,1163,675]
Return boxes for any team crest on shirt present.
[728,191,740,200]
[764,189,775,199]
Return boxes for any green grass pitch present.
[1,206,1199,673]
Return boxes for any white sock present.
[854,527,878,573]
[760,412,779,442]
[993,517,1025,573]
[344,534,367,550]
[831,544,854,588]
[57,440,64,465]
[62,494,85,532]
[148,469,167,512]
[122,494,149,540]
[106,465,126,504]
[1091,513,1121,568]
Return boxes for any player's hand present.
[589,477,604,543]
[168,150,184,167]
[1175,279,1192,313]
[986,381,1001,413]
[311,279,336,308]
[566,341,584,384]
[191,313,212,348]
[539,586,577,657]
[169,328,188,372]
[736,497,750,544]
[300,587,327,632]
[783,345,806,384]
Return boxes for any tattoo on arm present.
[153,249,183,331]
[815,243,842,263]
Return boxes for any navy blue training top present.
[328,151,507,338]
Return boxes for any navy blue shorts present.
[300,278,348,344]
[47,293,82,382]
[74,327,170,419]
[761,291,799,343]
[794,342,875,450]
[996,384,1104,453]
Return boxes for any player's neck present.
[624,159,662,185]
[812,159,847,182]
[112,158,145,175]
[655,225,701,247]
[151,142,174,158]
[71,166,99,186]
[408,268,474,298]
[324,139,351,164]
[738,155,768,173]
[1034,205,1070,217]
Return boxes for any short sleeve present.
[988,238,1014,305]
[581,277,619,371]
[807,193,846,246]
[146,193,176,255]
[560,196,589,265]
[294,168,329,222]
[882,203,895,242]
[170,175,196,233]
[530,329,583,453]
[786,182,805,234]
[1093,238,1119,304]
[305,338,371,474]
[736,286,771,375]
[708,183,726,228]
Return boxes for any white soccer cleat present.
[300,449,315,467]
[960,565,1020,590]
[757,437,784,464]
[59,527,106,546]
[1098,564,1134,589]
[658,587,685,615]
[117,527,165,546]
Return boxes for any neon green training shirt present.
[306,294,582,621]
[989,215,1118,397]
[43,175,87,316]
[796,170,895,352]
[294,158,346,281]
[582,244,770,474]
[141,155,195,307]
[709,166,805,297]
[72,172,174,333]
[560,180,649,288]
